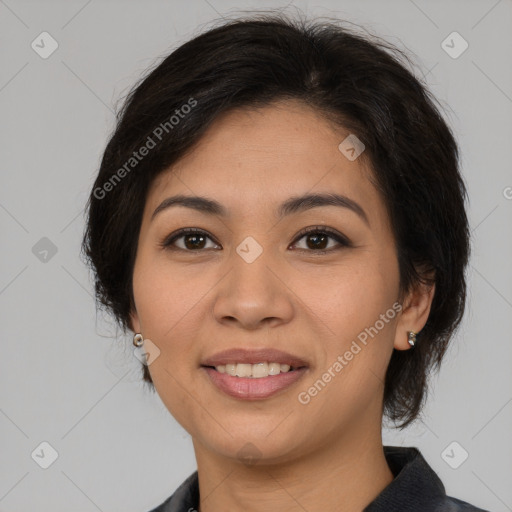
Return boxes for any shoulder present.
[441,496,491,511]
[363,446,493,512]
[146,471,199,512]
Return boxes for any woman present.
[82,12,490,512]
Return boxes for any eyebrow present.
[151,192,370,226]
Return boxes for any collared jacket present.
[147,446,491,511]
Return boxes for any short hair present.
[81,12,470,429]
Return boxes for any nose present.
[211,242,294,331]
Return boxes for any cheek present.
[132,250,202,334]
[291,255,399,341]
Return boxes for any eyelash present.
[160,226,352,255]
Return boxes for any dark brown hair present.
[81,12,470,429]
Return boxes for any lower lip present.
[201,366,308,400]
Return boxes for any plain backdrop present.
[0,1,511,511]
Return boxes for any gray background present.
[0,0,511,511]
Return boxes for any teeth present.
[214,362,294,378]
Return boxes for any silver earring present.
[407,331,417,347]
[133,333,144,347]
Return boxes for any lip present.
[202,366,308,400]
[200,348,309,368]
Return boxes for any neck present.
[193,420,394,512]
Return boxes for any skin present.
[130,99,435,512]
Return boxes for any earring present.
[407,331,417,347]
[133,333,144,347]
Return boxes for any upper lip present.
[201,348,309,368]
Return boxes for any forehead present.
[145,100,386,226]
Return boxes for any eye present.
[160,228,220,251]
[290,226,352,254]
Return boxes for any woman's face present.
[130,100,414,464]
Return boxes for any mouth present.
[200,348,309,399]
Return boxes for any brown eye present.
[291,226,351,254]
[161,228,219,251]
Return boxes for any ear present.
[129,307,141,334]
[394,275,435,351]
